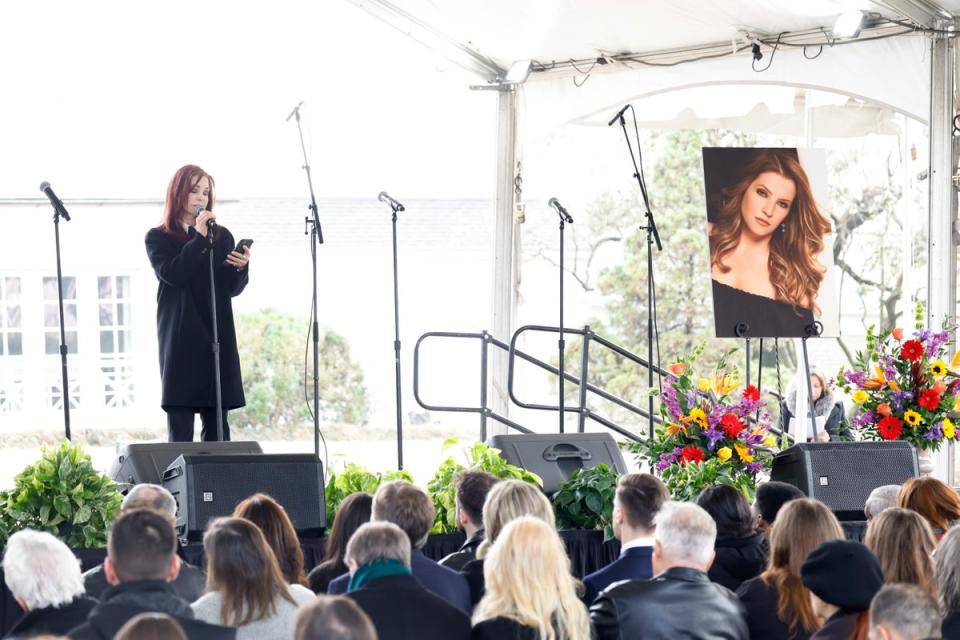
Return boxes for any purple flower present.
[924,422,944,440]
[743,431,765,446]
[844,370,867,387]
[746,462,763,474]
[851,410,876,428]
[704,427,725,450]
[685,391,698,409]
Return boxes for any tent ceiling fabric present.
[365,0,955,69]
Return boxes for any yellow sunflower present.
[904,410,922,427]
[734,442,754,463]
[686,408,708,428]
[930,360,948,378]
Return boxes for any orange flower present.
[891,327,904,341]
[668,362,686,376]
[933,380,948,395]
[877,403,892,416]
[665,423,688,437]
[887,380,901,392]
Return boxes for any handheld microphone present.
[195,205,216,230]
[607,104,630,127]
[39,182,71,221]
[285,101,304,122]
[378,192,405,212]
[548,197,573,223]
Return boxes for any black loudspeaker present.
[486,432,628,494]
[108,441,263,487]
[770,441,918,520]
[161,453,325,542]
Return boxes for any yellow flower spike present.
[852,390,869,405]
[734,443,754,463]
[904,410,922,427]
[930,360,948,378]
[716,447,732,462]
[952,351,960,370]
[944,419,956,439]
[762,434,777,448]
[697,378,711,393]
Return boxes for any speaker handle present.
[162,465,184,482]
[543,444,593,461]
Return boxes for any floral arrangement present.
[838,325,959,452]
[624,346,779,501]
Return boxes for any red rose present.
[877,416,903,440]
[901,340,924,362]
[720,413,745,439]
[743,385,761,402]
[918,390,942,411]
[680,445,705,465]
[891,327,904,341]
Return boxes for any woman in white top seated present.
[191,517,316,639]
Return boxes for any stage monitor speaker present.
[108,441,263,488]
[486,432,628,494]
[162,453,325,543]
[770,441,918,520]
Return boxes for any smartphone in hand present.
[235,238,254,252]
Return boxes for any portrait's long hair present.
[709,149,831,313]
[158,164,220,241]
[760,498,845,635]
[474,517,591,640]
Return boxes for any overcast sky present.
[0,1,497,200]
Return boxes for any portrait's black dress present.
[712,280,814,338]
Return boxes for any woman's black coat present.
[145,225,248,410]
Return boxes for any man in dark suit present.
[82,484,206,602]
[590,502,749,640]
[439,470,498,571]
[68,509,234,640]
[344,522,470,640]
[328,481,471,613]
[582,473,669,604]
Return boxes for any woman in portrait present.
[708,148,832,337]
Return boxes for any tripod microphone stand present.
[548,197,574,434]
[610,105,663,439]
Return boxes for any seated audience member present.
[440,471,499,571]
[800,540,884,640]
[864,485,901,522]
[114,613,187,640]
[190,518,315,639]
[68,509,234,640]
[753,481,805,538]
[344,522,470,640]
[899,476,960,541]
[460,480,556,607]
[473,517,591,640]
[697,485,769,592]
[233,493,309,587]
[868,584,941,640]
[83,484,206,601]
[308,493,373,594]
[864,508,937,597]
[934,526,960,639]
[328,481,471,613]
[294,595,378,640]
[581,473,669,604]
[590,501,749,640]
[737,498,846,640]
[3,530,97,638]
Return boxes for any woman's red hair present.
[158,164,217,240]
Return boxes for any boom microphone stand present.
[287,101,324,460]
[39,182,72,441]
[609,105,663,439]
[548,198,574,434]
[379,191,406,469]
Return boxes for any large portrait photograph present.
[703,147,838,338]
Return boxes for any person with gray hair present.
[935,526,960,638]
[82,483,206,601]
[328,481,470,613]
[343,522,470,640]
[591,501,749,640]
[295,596,378,640]
[3,530,97,638]
[869,583,941,640]
[865,484,901,521]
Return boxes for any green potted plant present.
[0,441,122,548]
[551,463,619,540]
[324,463,413,524]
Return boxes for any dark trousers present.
[166,407,231,442]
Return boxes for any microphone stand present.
[386,198,405,469]
[613,106,663,439]
[205,223,225,441]
[550,200,573,434]
[288,103,324,461]
[48,199,72,441]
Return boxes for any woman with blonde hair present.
[473,517,590,640]
[708,148,832,337]
[864,507,936,597]
[461,480,555,606]
[899,476,960,540]
[737,498,845,639]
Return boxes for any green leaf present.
[73,505,92,525]
[53,495,72,519]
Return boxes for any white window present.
[0,277,24,412]
[98,275,134,407]
[44,276,80,409]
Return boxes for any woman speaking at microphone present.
[145,164,251,442]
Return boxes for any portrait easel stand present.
[800,321,825,442]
